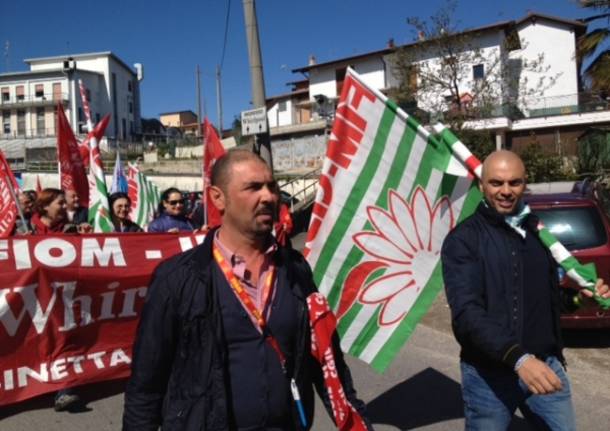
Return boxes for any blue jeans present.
[460,357,576,431]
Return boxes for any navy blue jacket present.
[123,229,369,431]
[441,203,570,370]
[147,213,194,233]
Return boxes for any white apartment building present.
[269,12,609,157]
[0,51,142,163]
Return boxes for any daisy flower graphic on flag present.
[347,186,456,326]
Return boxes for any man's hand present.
[517,356,562,395]
[580,278,610,300]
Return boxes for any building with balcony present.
[267,12,610,162]
[159,110,199,135]
[0,51,142,165]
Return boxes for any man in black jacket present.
[441,150,609,430]
[123,149,370,430]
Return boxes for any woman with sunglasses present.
[148,187,195,233]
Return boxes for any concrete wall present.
[22,172,319,196]
[272,134,326,171]
[268,99,295,128]
[308,56,387,102]
[516,19,580,113]
[308,67,337,100]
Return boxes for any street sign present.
[241,107,268,136]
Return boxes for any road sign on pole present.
[241,107,268,136]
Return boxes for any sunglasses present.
[166,199,184,206]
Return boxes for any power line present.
[219,0,232,71]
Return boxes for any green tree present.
[577,128,610,175]
[578,0,610,92]
[517,134,570,182]
[458,129,496,161]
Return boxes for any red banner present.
[0,232,205,406]
[56,103,90,207]
[203,118,226,228]
[0,150,19,237]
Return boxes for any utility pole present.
[242,0,273,169]
[216,64,223,136]
[196,65,202,138]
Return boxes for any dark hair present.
[23,189,37,201]
[157,187,182,214]
[211,149,268,191]
[34,188,64,217]
[109,192,131,215]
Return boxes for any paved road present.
[2,233,610,430]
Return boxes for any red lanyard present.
[212,243,286,369]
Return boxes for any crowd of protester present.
[12,186,203,237]
[9,182,293,411]
[13,185,293,239]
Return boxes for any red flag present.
[203,118,226,228]
[275,202,294,246]
[79,113,111,169]
[35,175,42,194]
[56,103,89,206]
[0,150,19,237]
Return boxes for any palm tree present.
[578,1,610,92]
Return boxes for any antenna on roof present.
[4,40,9,73]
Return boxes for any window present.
[86,88,91,102]
[17,110,25,136]
[52,83,62,101]
[2,111,10,134]
[122,118,127,140]
[278,101,287,112]
[16,86,24,101]
[96,113,100,124]
[36,107,46,135]
[129,102,133,114]
[1,87,8,102]
[78,107,84,122]
[533,207,607,251]
[35,84,44,98]
[336,67,347,97]
[128,80,132,92]
[473,64,485,80]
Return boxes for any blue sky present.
[0,0,594,129]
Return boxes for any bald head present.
[481,150,525,181]
[479,150,527,215]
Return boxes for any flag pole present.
[56,102,62,188]
[1,151,28,232]
[202,121,208,227]
[8,179,27,233]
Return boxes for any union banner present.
[0,233,204,406]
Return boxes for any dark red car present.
[525,189,610,328]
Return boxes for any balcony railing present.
[1,127,57,139]
[524,92,609,118]
[0,92,69,108]
[437,91,610,123]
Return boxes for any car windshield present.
[533,206,607,251]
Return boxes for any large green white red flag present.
[78,80,113,232]
[86,114,113,232]
[127,162,160,229]
[304,68,482,372]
